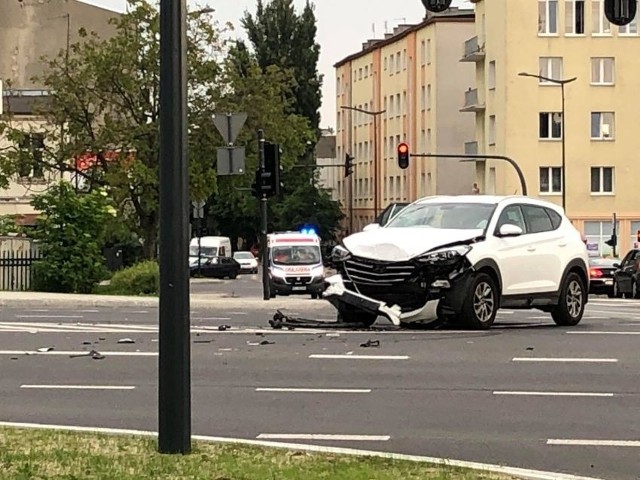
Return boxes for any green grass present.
[0,427,520,480]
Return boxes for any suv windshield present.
[386,202,496,230]
[234,252,254,260]
[272,246,321,266]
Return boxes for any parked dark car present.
[612,249,640,298]
[189,256,240,279]
[588,257,618,297]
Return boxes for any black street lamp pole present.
[340,106,385,220]
[518,72,577,212]
[158,0,191,454]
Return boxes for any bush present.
[105,261,159,296]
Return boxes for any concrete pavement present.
[0,297,639,479]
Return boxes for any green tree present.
[30,181,116,293]
[241,0,323,134]
[0,0,225,258]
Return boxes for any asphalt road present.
[0,277,639,479]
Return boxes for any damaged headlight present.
[417,245,472,264]
[331,245,351,263]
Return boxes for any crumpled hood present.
[343,227,483,262]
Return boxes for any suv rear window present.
[522,205,553,233]
[545,208,562,230]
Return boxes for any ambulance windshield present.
[271,245,321,266]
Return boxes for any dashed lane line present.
[512,357,618,363]
[20,385,136,390]
[493,391,615,397]
[256,434,390,441]
[256,388,371,393]
[547,439,640,447]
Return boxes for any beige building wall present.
[335,10,476,233]
[0,0,118,88]
[467,0,640,256]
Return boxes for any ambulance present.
[267,231,325,299]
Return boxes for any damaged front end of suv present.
[324,238,481,327]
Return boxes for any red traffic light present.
[397,143,410,169]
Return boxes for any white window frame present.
[539,166,563,194]
[539,112,563,140]
[426,84,432,109]
[590,166,614,194]
[590,112,615,140]
[590,57,615,85]
[592,0,611,35]
[421,86,426,110]
[488,115,496,145]
[565,0,585,35]
[538,57,563,84]
[619,15,639,35]
[538,0,558,35]
[488,61,496,89]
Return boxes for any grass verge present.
[0,427,520,480]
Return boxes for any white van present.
[267,232,325,299]
[189,236,232,259]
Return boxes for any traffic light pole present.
[258,129,271,300]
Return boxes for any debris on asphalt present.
[218,325,231,331]
[82,341,92,345]
[117,338,135,344]
[37,347,54,353]
[260,340,274,345]
[99,337,106,341]
[360,339,380,348]
[526,346,534,351]
[10,357,18,361]
[194,339,213,344]
[69,349,105,360]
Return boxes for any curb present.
[0,421,603,480]
[0,293,332,310]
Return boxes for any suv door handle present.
[558,241,567,247]
[527,246,536,252]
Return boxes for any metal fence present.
[0,250,42,291]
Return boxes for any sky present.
[82,0,469,129]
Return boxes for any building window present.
[389,54,394,75]
[619,15,638,35]
[539,112,563,139]
[426,39,432,64]
[565,0,585,34]
[384,56,388,71]
[539,57,563,82]
[592,0,611,35]
[488,115,496,145]
[591,112,615,140]
[421,86,426,110]
[421,129,426,152]
[402,49,407,70]
[396,51,401,73]
[396,93,401,117]
[584,220,619,257]
[538,0,558,35]
[17,133,45,179]
[590,57,614,85]
[420,40,426,65]
[426,84,432,109]
[539,167,563,193]
[488,61,496,89]
[631,221,640,247]
[590,167,614,194]
[426,129,432,152]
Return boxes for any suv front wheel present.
[551,272,586,326]
[459,272,498,330]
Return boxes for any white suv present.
[325,195,589,330]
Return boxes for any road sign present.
[192,200,205,219]
[217,146,245,176]
[213,112,247,145]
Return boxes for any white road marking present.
[0,421,603,480]
[547,439,640,447]
[497,310,515,314]
[0,350,157,357]
[256,434,390,441]
[567,331,640,336]
[256,388,371,393]
[512,357,618,363]
[309,354,409,360]
[20,385,135,390]
[77,310,100,313]
[228,312,248,315]
[124,310,149,314]
[15,315,84,319]
[22,309,49,312]
[582,316,607,320]
[193,317,232,321]
[493,391,614,397]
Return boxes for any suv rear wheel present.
[459,273,498,330]
[551,272,586,326]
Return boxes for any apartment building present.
[464,0,640,256]
[0,0,117,224]
[334,9,476,232]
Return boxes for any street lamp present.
[340,105,386,220]
[518,72,577,212]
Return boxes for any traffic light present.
[397,142,410,169]
[604,0,637,26]
[421,0,452,13]
[344,153,354,177]
[262,141,282,197]
[605,234,617,248]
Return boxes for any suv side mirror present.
[363,223,380,232]
[612,263,620,268]
[498,224,523,237]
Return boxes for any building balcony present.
[464,141,478,155]
[460,88,485,112]
[460,36,485,62]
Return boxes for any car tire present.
[632,280,639,300]
[551,272,586,326]
[337,309,377,327]
[459,273,498,330]
[311,292,318,299]
[612,280,623,298]
[228,271,238,280]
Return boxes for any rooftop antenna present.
[372,23,376,37]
